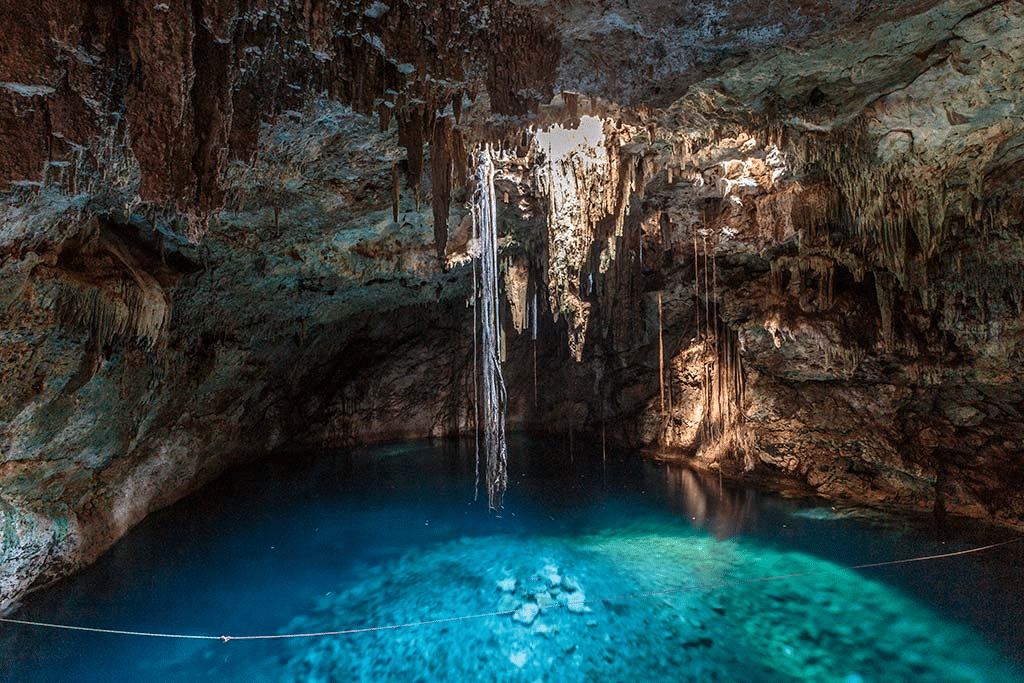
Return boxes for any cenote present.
[2,436,1023,683]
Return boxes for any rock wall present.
[646,0,1024,527]
[0,102,475,612]
[4,0,1024,612]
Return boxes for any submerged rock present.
[509,650,529,668]
[535,591,557,609]
[513,601,541,625]
[542,564,561,587]
[561,575,582,593]
[566,591,590,614]
[496,577,517,593]
[498,593,521,613]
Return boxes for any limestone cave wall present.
[3,0,1024,612]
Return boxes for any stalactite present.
[473,145,508,510]
[532,115,628,361]
[769,258,784,296]
[771,255,836,311]
[451,91,463,125]
[397,103,424,201]
[693,228,701,340]
[430,115,454,264]
[56,231,171,351]
[756,185,800,243]
[792,117,971,313]
[60,276,169,351]
[451,127,469,190]
[563,91,579,121]
[378,102,392,133]
[391,162,400,223]
[611,151,636,248]
[876,271,897,353]
[809,256,834,310]
[658,291,665,414]
[697,315,749,467]
[486,5,560,115]
[504,256,530,333]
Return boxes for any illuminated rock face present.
[4,0,1024,610]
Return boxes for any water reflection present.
[659,462,756,539]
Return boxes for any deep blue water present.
[2,435,1023,682]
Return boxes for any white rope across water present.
[1,537,1019,643]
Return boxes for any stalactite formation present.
[682,223,751,468]
[875,271,898,353]
[10,0,1024,636]
[41,0,560,244]
[391,163,401,223]
[473,146,508,510]
[769,255,837,312]
[397,104,426,204]
[58,277,169,352]
[504,256,530,334]
[52,223,171,351]
[485,6,561,115]
[531,116,636,361]
[698,315,750,468]
[789,116,1018,353]
[430,115,456,264]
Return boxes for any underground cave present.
[2,0,1024,680]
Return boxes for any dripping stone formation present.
[4,0,1024,612]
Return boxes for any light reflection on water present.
[1,435,1022,682]
[658,464,758,540]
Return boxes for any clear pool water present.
[2,435,1023,682]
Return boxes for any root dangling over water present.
[473,146,508,510]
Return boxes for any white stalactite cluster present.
[472,145,508,510]
[532,115,631,361]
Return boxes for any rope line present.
[0,619,219,641]
[2,536,1020,643]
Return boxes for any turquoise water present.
[2,436,1023,682]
